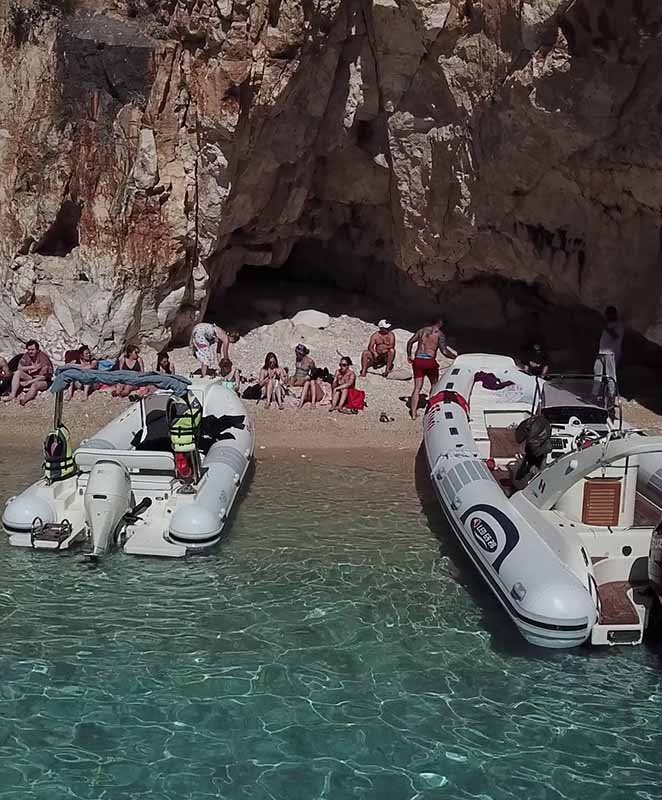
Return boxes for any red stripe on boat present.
[427,390,470,418]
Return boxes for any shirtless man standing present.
[406,319,457,419]
[360,320,396,377]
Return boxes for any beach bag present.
[242,383,262,401]
[346,388,366,411]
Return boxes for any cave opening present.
[34,199,82,257]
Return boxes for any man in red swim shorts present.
[406,319,457,419]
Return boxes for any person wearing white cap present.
[360,320,396,378]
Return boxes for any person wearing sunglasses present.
[329,357,356,413]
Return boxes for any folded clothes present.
[474,371,515,391]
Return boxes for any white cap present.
[378,319,392,329]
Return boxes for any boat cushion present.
[75,448,175,473]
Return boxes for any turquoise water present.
[0,449,661,799]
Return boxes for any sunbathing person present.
[360,319,396,377]
[5,339,54,406]
[298,368,331,409]
[219,358,241,394]
[112,344,146,399]
[156,351,175,375]
[329,356,356,413]
[259,352,287,409]
[66,344,98,400]
[291,344,316,387]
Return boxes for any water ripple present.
[1,460,662,798]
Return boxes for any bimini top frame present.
[49,367,192,428]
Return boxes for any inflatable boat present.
[2,368,254,558]
[424,354,662,648]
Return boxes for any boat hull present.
[424,355,598,649]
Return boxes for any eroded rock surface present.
[0,0,661,357]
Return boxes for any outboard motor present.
[84,461,131,558]
[648,522,662,601]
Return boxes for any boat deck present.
[598,581,640,625]
[487,427,522,460]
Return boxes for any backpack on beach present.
[346,388,366,412]
[242,383,262,401]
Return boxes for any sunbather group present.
[0,306,626,417]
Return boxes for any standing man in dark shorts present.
[406,319,457,419]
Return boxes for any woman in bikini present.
[112,344,146,398]
[156,351,175,375]
[291,344,316,388]
[297,367,332,409]
[329,356,356,413]
[67,344,98,401]
[259,352,287,409]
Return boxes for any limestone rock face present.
[0,0,661,357]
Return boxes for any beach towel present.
[346,388,366,411]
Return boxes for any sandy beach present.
[2,313,662,479]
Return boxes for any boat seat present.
[75,448,175,474]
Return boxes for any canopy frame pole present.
[53,391,64,429]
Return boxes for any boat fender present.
[428,390,470,418]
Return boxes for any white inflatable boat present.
[2,368,255,558]
[424,354,662,648]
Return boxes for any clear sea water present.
[1,444,661,800]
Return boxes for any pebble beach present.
[2,312,661,472]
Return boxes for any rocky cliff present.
[1,0,661,358]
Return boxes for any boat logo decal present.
[460,504,521,574]
[470,517,498,553]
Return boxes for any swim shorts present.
[412,357,439,383]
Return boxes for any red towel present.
[346,388,366,411]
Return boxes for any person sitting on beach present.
[191,322,238,377]
[0,355,12,396]
[66,344,98,400]
[219,358,241,394]
[291,344,316,387]
[156,351,175,374]
[407,319,457,420]
[4,339,54,406]
[329,356,356,413]
[298,367,331,409]
[522,342,549,378]
[259,352,287,409]
[360,319,396,377]
[112,344,146,399]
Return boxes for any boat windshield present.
[536,374,621,427]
